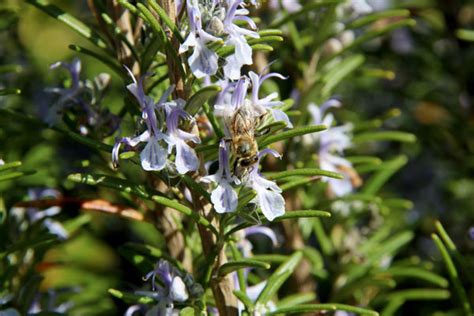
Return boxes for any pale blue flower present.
[350,0,373,15]
[249,71,293,128]
[246,149,285,221]
[237,226,278,258]
[308,101,357,196]
[165,108,201,174]
[45,59,117,135]
[222,0,259,79]
[137,260,189,316]
[112,69,200,174]
[28,288,76,314]
[45,58,83,124]
[201,139,238,213]
[112,68,171,171]
[179,0,220,78]
[181,0,259,80]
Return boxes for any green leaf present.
[179,307,197,316]
[380,298,404,316]
[383,288,450,302]
[257,252,303,304]
[247,35,284,46]
[434,220,474,284]
[251,254,289,263]
[335,277,396,302]
[26,0,109,50]
[0,161,22,173]
[137,3,167,43]
[432,233,472,315]
[265,168,343,180]
[100,12,140,61]
[122,242,163,259]
[258,121,288,136]
[0,64,22,74]
[216,42,274,57]
[347,9,411,29]
[258,29,283,37]
[313,218,333,255]
[69,44,124,78]
[218,260,271,277]
[270,0,343,28]
[353,131,416,144]
[108,288,154,304]
[185,85,222,116]
[362,155,408,195]
[251,43,274,52]
[117,0,138,14]
[269,304,379,315]
[181,175,211,201]
[233,290,255,310]
[228,241,247,293]
[280,177,320,191]
[345,231,414,285]
[273,210,331,221]
[147,0,185,42]
[0,88,21,96]
[379,267,448,288]
[0,170,36,183]
[456,29,474,41]
[345,19,416,53]
[258,125,326,147]
[1,236,57,257]
[346,156,382,165]
[195,142,219,153]
[321,55,365,97]
[301,247,324,271]
[0,108,113,153]
[276,292,317,309]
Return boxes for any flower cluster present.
[202,70,290,221]
[127,260,203,315]
[180,0,259,80]
[112,68,200,174]
[307,100,361,196]
[113,2,290,222]
[45,58,119,136]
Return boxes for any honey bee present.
[225,103,265,179]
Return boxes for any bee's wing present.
[232,105,257,136]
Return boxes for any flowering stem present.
[156,1,237,312]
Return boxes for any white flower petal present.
[188,40,218,78]
[175,140,199,174]
[257,189,285,221]
[328,177,353,197]
[140,138,167,171]
[170,276,189,302]
[211,182,238,213]
[271,108,293,128]
[179,32,197,54]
